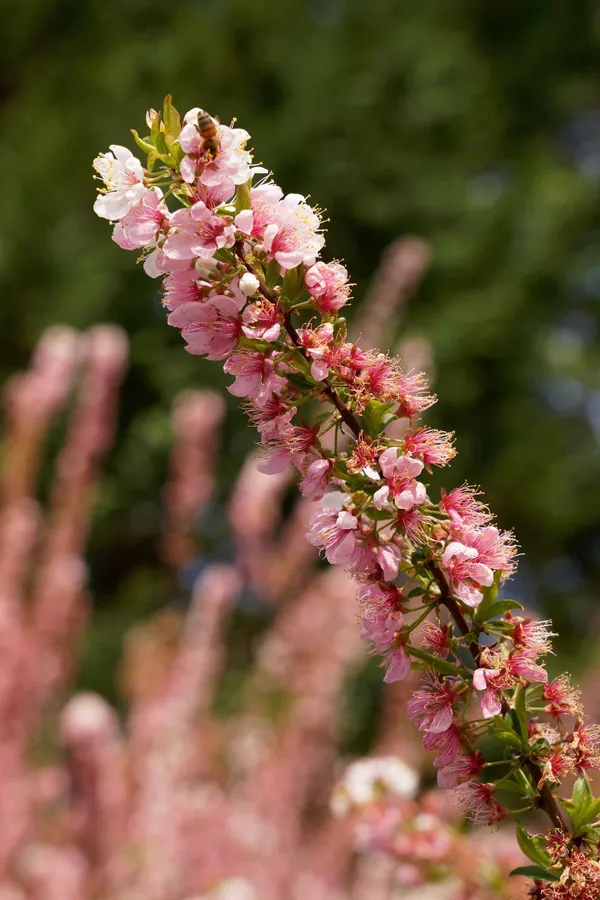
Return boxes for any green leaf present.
[363,506,395,522]
[406,645,464,676]
[485,598,524,619]
[131,129,155,155]
[170,141,185,164]
[362,399,396,438]
[489,720,524,750]
[286,372,314,392]
[516,823,552,867]
[265,258,281,289]
[509,865,560,882]
[473,581,498,623]
[154,131,169,156]
[573,776,593,809]
[235,179,252,215]
[281,265,306,305]
[163,95,181,141]
[493,777,528,794]
[569,777,597,832]
[150,110,162,142]
[146,150,160,172]
[585,797,600,824]
[513,685,529,741]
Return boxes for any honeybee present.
[197,110,220,159]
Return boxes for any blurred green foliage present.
[3,0,600,695]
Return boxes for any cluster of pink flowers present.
[93,98,600,895]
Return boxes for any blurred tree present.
[2,0,600,667]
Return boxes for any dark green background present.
[3,0,600,699]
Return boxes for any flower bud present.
[239,273,260,296]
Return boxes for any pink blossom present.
[454,781,508,825]
[234,182,284,239]
[437,752,483,789]
[247,395,296,441]
[347,353,435,415]
[372,542,401,581]
[163,201,236,260]
[241,300,282,342]
[404,427,456,469]
[167,294,244,360]
[162,268,204,310]
[440,484,491,527]
[440,541,494,608]
[383,645,411,683]
[374,448,426,511]
[112,188,169,250]
[237,187,324,270]
[458,525,517,578]
[473,651,547,719]
[93,145,146,219]
[395,507,432,544]
[223,350,286,404]
[511,616,555,655]
[141,247,190,279]
[305,261,351,314]
[508,651,548,685]
[179,113,252,194]
[472,667,504,719]
[299,458,332,501]
[422,724,463,767]
[420,622,451,658]
[307,503,358,565]
[543,676,582,718]
[297,323,334,381]
[407,675,457,734]
[359,593,411,683]
[359,582,403,624]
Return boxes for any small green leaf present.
[569,777,597,832]
[154,131,169,156]
[485,598,524,619]
[363,507,395,522]
[585,797,600,824]
[170,141,185,164]
[131,129,155,155]
[516,823,552,867]
[286,372,314,392]
[163,95,181,141]
[146,150,160,172]
[489,720,524,750]
[513,686,529,741]
[572,776,593,809]
[235,179,252,215]
[213,248,234,264]
[509,865,560,882]
[281,265,306,305]
[265,258,281,289]
[406,645,463,676]
[473,581,498,623]
[151,110,163,141]
[362,399,396,438]
[493,776,529,795]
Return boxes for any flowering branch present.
[92,97,600,897]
